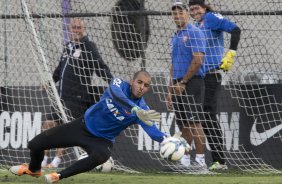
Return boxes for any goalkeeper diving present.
[9,71,186,183]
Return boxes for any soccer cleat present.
[180,155,190,168]
[187,161,209,173]
[174,155,191,170]
[195,156,206,167]
[209,161,228,171]
[9,163,42,177]
[44,172,60,184]
[191,161,208,169]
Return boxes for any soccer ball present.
[95,157,114,172]
[160,137,186,161]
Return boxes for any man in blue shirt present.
[188,0,241,170]
[166,1,207,169]
[10,71,166,183]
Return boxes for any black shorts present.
[28,117,113,176]
[172,76,205,130]
[44,98,91,125]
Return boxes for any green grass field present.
[1,170,282,184]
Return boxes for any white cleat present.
[209,162,228,171]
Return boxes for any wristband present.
[131,106,140,114]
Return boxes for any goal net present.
[0,0,282,174]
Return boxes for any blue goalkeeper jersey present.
[171,23,206,79]
[84,78,166,143]
[195,12,238,72]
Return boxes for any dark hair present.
[133,70,151,80]
[188,0,205,6]
[188,0,214,12]
[200,4,214,12]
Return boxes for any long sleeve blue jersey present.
[84,78,166,143]
[196,12,238,73]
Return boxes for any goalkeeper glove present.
[172,132,191,152]
[220,50,236,71]
[131,106,161,127]
[179,137,191,152]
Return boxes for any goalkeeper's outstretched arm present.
[108,77,161,126]
[108,78,139,111]
[140,121,167,143]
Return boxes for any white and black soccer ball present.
[95,157,114,172]
[160,137,186,161]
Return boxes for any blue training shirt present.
[84,78,166,143]
[195,12,238,73]
[171,23,206,79]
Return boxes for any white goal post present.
[20,0,84,160]
[0,0,282,174]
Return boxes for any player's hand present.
[173,82,185,95]
[220,50,236,71]
[131,106,161,126]
[166,93,173,110]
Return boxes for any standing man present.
[41,18,113,168]
[188,0,241,170]
[9,71,174,183]
[166,1,207,169]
